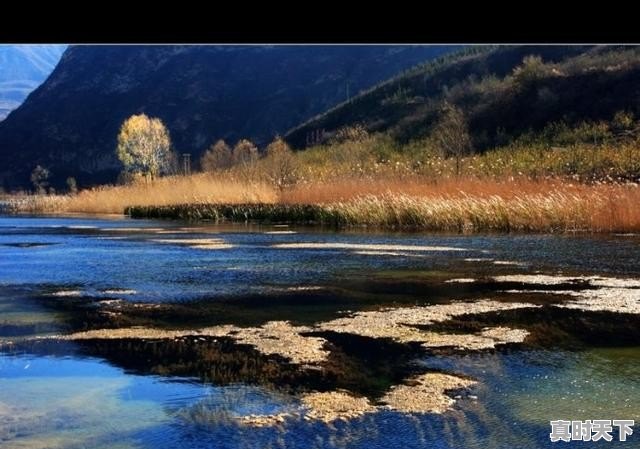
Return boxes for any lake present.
[1,216,639,449]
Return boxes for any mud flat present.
[318,300,537,350]
[5,298,538,425]
[380,373,476,414]
[44,300,537,364]
[53,321,329,365]
[300,391,376,422]
[491,274,640,314]
[236,372,477,426]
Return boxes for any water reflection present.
[1,216,639,448]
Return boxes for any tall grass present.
[10,174,278,214]
[126,178,640,233]
[8,171,640,232]
[6,121,640,232]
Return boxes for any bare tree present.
[431,102,473,176]
[200,139,233,172]
[232,139,259,180]
[263,136,299,191]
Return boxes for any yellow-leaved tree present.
[116,114,175,181]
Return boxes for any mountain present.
[0,45,457,190]
[0,45,66,120]
[286,45,640,149]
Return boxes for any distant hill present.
[286,45,640,149]
[0,45,66,120]
[0,45,457,190]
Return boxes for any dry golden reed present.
[14,174,278,215]
[7,174,640,233]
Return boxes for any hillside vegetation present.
[0,45,455,189]
[286,45,640,152]
[6,45,640,233]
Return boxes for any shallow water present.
[1,216,639,448]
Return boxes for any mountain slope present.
[285,45,640,149]
[0,45,66,120]
[0,45,457,189]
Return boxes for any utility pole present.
[182,153,191,176]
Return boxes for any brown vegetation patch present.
[300,391,376,422]
[380,373,476,414]
[318,300,537,349]
[492,274,640,314]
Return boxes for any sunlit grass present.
[8,175,640,233]
[127,178,640,233]
[5,173,277,215]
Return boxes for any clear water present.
[1,216,639,448]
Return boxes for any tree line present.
[115,113,299,191]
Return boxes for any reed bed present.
[129,181,640,233]
[4,174,277,214]
[6,175,640,233]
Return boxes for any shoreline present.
[124,200,640,234]
[2,205,639,235]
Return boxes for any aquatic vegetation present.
[54,321,330,365]
[300,391,376,422]
[233,374,478,425]
[124,181,640,232]
[2,217,640,447]
[318,300,537,350]
[380,373,476,414]
[490,274,640,314]
[42,300,538,364]
[173,385,300,428]
[8,174,640,233]
[229,321,329,366]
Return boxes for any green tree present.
[116,114,174,181]
[431,103,473,175]
[201,139,233,172]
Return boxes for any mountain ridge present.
[0,44,66,120]
[286,45,640,149]
[0,44,457,190]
